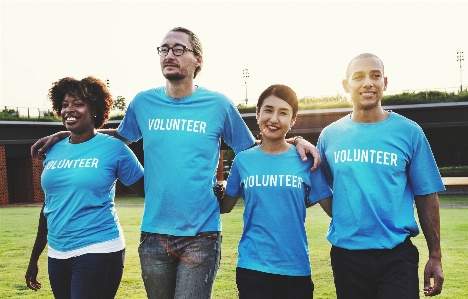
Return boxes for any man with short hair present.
[317,53,445,298]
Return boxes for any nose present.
[270,112,279,123]
[62,104,74,113]
[165,48,177,58]
[363,76,374,87]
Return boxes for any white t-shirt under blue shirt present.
[317,112,445,250]
[226,145,332,276]
[118,86,255,236]
[41,133,144,253]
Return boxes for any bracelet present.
[293,136,304,145]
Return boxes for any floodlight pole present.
[457,51,464,92]
[243,69,249,105]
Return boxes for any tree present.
[113,96,127,112]
[1,108,19,117]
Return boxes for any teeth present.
[66,117,76,121]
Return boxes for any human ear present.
[290,115,297,128]
[383,77,388,91]
[342,79,350,93]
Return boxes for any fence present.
[2,106,54,118]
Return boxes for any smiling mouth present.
[64,116,78,124]
[266,125,280,131]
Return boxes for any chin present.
[164,73,186,81]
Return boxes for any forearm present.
[318,196,333,217]
[98,129,131,144]
[415,193,442,259]
[219,194,240,214]
[29,206,48,262]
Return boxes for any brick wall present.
[0,146,9,205]
[8,156,44,204]
[31,157,45,203]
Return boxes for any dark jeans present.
[138,232,221,299]
[48,249,125,299]
[331,237,419,299]
[236,267,314,299]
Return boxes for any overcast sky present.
[1,0,467,112]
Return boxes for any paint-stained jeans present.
[138,232,221,299]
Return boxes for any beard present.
[163,72,186,81]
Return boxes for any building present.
[1,102,467,205]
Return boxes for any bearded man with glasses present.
[31,27,322,299]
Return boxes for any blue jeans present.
[48,249,125,299]
[138,232,221,299]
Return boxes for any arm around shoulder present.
[31,131,71,159]
[98,129,132,144]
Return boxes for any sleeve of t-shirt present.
[222,101,255,154]
[407,129,445,195]
[116,142,144,186]
[117,97,142,142]
[307,165,333,205]
[225,157,242,198]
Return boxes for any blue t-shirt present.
[317,112,445,250]
[118,86,255,236]
[41,133,144,252]
[226,145,332,276]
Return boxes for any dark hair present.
[346,53,385,79]
[48,76,113,129]
[257,84,298,117]
[169,27,203,78]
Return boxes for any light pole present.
[457,51,464,92]
[243,69,249,105]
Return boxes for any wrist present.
[293,136,304,145]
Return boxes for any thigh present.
[48,257,72,299]
[275,275,314,299]
[174,232,222,299]
[236,267,274,299]
[70,250,125,299]
[138,233,178,299]
[376,239,419,299]
[330,246,375,299]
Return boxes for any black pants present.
[330,238,420,299]
[236,267,314,299]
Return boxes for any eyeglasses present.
[157,45,195,57]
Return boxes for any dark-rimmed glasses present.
[157,45,194,57]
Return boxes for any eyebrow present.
[352,70,382,75]
[263,105,290,111]
[160,42,186,47]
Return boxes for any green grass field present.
[1,195,467,298]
